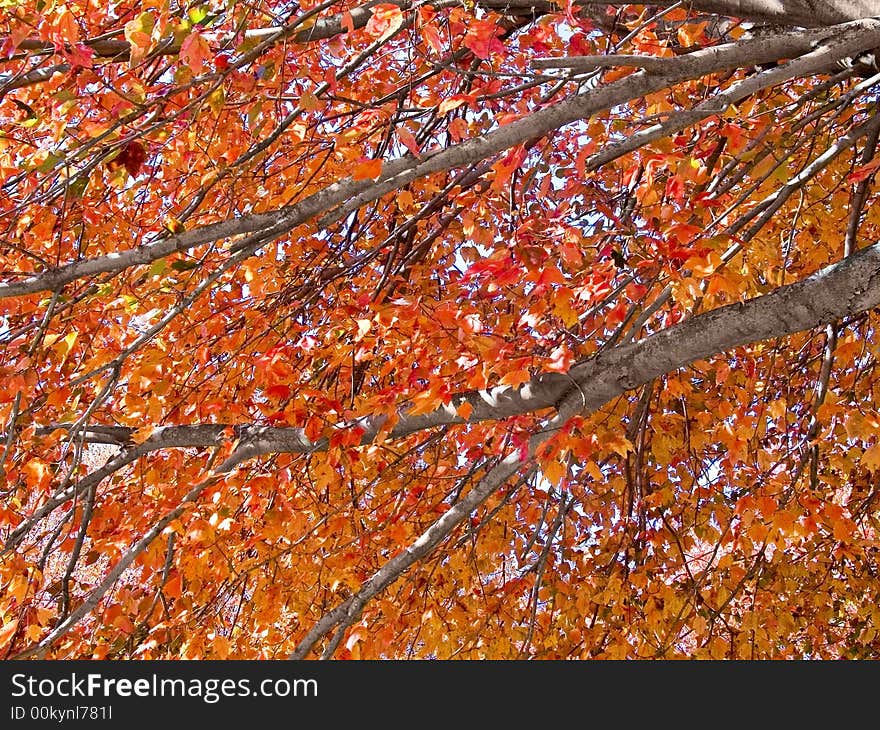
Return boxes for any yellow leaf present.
[54,331,78,366]
[300,91,322,111]
[542,459,567,486]
[200,170,219,187]
[551,290,579,327]
[164,217,185,235]
[606,435,634,458]
[355,319,372,341]
[767,399,787,420]
[208,87,225,115]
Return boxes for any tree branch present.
[29,239,880,475]
[287,234,880,658]
[5,20,872,300]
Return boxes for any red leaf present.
[105,141,147,178]
[463,19,505,60]
[848,157,880,184]
[120,141,146,177]
[396,127,421,157]
[422,22,443,54]
[365,4,404,40]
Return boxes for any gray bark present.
[3,21,877,299]
[42,240,880,472]
[288,237,880,658]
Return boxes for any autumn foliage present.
[4,0,880,659]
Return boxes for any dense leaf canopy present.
[4,0,880,659]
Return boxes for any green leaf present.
[149,259,167,277]
[67,176,90,200]
[34,153,63,173]
[188,5,209,24]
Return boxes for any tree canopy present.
[4,0,880,659]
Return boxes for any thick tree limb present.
[3,0,877,62]
[289,388,586,659]
[32,239,880,475]
[4,20,873,300]
[14,224,880,658]
[580,35,876,174]
[640,0,880,26]
[287,236,880,658]
[532,55,677,72]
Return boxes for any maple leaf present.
[463,19,505,60]
[421,22,443,54]
[848,156,880,184]
[9,0,880,664]
[123,12,154,66]
[365,4,404,40]
[106,141,147,178]
[61,43,94,70]
[0,619,19,653]
[352,158,383,180]
[51,10,79,47]
[180,31,212,75]
[396,127,421,157]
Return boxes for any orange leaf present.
[164,572,182,599]
[0,619,18,652]
[456,401,474,420]
[352,158,383,180]
[52,10,80,45]
[180,32,212,75]
[438,95,473,115]
[408,390,443,416]
[603,66,636,82]
[500,368,531,387]
[863,442,880,470]
[123,12,155,65]
[543,459,567,486]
